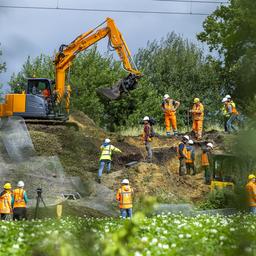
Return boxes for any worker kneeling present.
[97,138,122,183]
[12,181,28,221]
[116,179,134,219]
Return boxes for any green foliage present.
[9,34,223,130]
[0,44,6,74]
[198,0,256,113]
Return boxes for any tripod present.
[34,188,46,219]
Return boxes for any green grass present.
[1,213,256,256]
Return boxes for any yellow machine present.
[0,18,142,121]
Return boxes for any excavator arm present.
[53,17,142,112]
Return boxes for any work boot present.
[97,177,101,184]
[173,131,178,137]
[166,132,171,137]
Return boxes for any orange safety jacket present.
[13,188,27,208]
[192,103,204,121]
[142,123,152,142]
[0,191,12,214]
[186,149,193,164]
[201,151,209,166]
[225,101,239,115]
[162,100,177,116]
[177,143,188,159]
[246,181,256,207]
[116,185,133,209]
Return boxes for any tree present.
[197,0,256,114]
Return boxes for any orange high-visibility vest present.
[177,143,188,159]
[163,101,176,116]
[246,181,256,207]
[116,186,133,209]
[192,103,204,121]
[225,101,239,115]
[186,150,193,164]
[201,152,209,166]
[13,188,26,208]
[0,191,12,214]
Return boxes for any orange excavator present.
[0,18,142,121]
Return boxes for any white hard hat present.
[207,143,213,149]
[163,94,170,100]
[121,179,129,184]
[17,181,24,187]
[105,138,111,144]
[188,139,194,145]
[143,116,150,121]
[225,95,231,99]
[183,135,190,141]
[222,97,227,103]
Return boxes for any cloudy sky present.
[0,0,223,88]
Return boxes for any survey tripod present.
[34,188,46,219]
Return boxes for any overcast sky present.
[0,0,222,89]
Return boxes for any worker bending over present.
[0,183,13,221]
[186,140,196,175]
[142,116,153,162]
[246,174,256,214]
[190,98,204,140]
[12,181,28,221]
[177,135,189,176]
[201,143,213,184]
[161,94,180,137]
[97,138,122,183]
[116,179,134,219]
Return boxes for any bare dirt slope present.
[24,111,228,215]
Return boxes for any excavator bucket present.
[97,73,140,100]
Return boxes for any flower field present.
[0,213,256,256]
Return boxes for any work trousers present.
[226,115,238,133]
[165,114,177,134]
[0,214,12,221]
[120,208,132,219]
[13,207,27,221]
[145,141,153,161]
[192,119,203,139]
[179,158,187,176]
[202,165,211,184]
[98,160,111,177]
[186,163,196,175]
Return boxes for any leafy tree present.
[0,45,6,74]
[197,0,256,114]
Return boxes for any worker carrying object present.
[186,140,196,175]
[12,181,28,221]
[116,179,134,219]
[161,94,180,137]
[224,95,239,133]
[201,142,213,185]
[190,98,204,140]
[0,183,13,221]
[246,174,256,214]
[177,135,189,176]
[97,138,122,184]
[142,116,153,162]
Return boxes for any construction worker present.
[201,142,213,184]
[161,94,180,137]
[225,95,239,133]
[0,183,13,220]
[12,181,28,221]
[190,98,204,140]
[186,140,196,175]
[142,116,153,162]
[116,179,133,219]
[245,174,256,214]
[221,97,229,132]
[97,138,122,183]
[177,135,189,176]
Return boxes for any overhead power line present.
[0,5,221,16]
[155,0,228,3]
